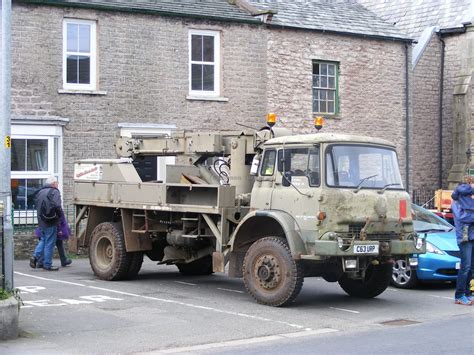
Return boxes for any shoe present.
[43,266,59,271]
[455,296,472,305]
[61,259,72,267]
[29,256,37,269]
[467,295,474,302]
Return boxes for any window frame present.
[11,125,63,217]
[63,18,97,91]
[188,29,221,97]
[312,61,339,115]
[277,146,321,187]
[324,144,404,190]
[260,149,277,177]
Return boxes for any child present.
[451,175,474,243]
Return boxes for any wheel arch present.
[228,210,306,277]
[84,206,116,247]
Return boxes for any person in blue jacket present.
[451,176,474,305]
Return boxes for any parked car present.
[391,204,460,288]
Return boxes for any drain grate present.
[380,319,421,326]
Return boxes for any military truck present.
[73,116,425,306]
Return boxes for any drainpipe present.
[1,0,13,290]
[437,34,445,189]
[404,42,410,192]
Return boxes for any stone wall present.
[265,28,410,184]
[411,36,442,190]
[12,3,268,203]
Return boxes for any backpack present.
[39,189,59,225]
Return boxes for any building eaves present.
[15,0,263,25]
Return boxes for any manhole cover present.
[380,319,421,326]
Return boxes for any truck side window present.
[260,149,276,176]
[276,147,320,186]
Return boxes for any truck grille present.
[348,224,398,241]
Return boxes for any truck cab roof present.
[264,132,395,148]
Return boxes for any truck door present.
[270,146,321,231]
[250,148,276,210]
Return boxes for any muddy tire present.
[89,222,130,281]
[338,263,392,298]
[243,237,304,307]
[125,251,144,280]
[176,255,214,276]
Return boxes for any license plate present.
[456,262,460,270]
[354,244,379,254]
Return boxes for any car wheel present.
[392,258,418,289]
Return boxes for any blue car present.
[391,204,460,288]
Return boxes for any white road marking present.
[17,285,46,293]
[386,288,399,292]
[174,281,197,286]
[15,272,86,287]
[217,287,244,294]
[155,328,338,354]
[329,307,360,314]
[23,299,67,307]
[15,271,309,331]
[428,294,453,300]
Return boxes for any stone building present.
[359,0,474,191]
[8,0,412,219]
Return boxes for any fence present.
[411,187,437,209]
[12,205,75,235]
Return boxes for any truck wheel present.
[391,258,418,289]
[243,237,304,307]
[176,255,213,276]
[89,222,130,281]
[125,251,144,280]
[338,263,392,298]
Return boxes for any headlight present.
[415,237,424,250]
[426,242,444,255]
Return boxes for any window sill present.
[314,113,340,119]
[58,89,107,95]
[186,95,229,102]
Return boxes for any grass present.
[0,288,12,300]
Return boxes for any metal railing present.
[411,187,437,209]
[12,205,75,235]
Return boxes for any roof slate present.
[16,0,261,24]
[17,0,412,41]
[357,0,474,39]
[249,0,412,41]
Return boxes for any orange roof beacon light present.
[266,113,277,127]
[314,116,324,131]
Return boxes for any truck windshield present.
[325,144,403,189]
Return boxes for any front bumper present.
[415,252,459,281]
[300,239,425,260]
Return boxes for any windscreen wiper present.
[378,183,401,194]
[354,174,378,193]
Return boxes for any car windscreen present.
[325,144,403,189]
[412,204,453,232]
